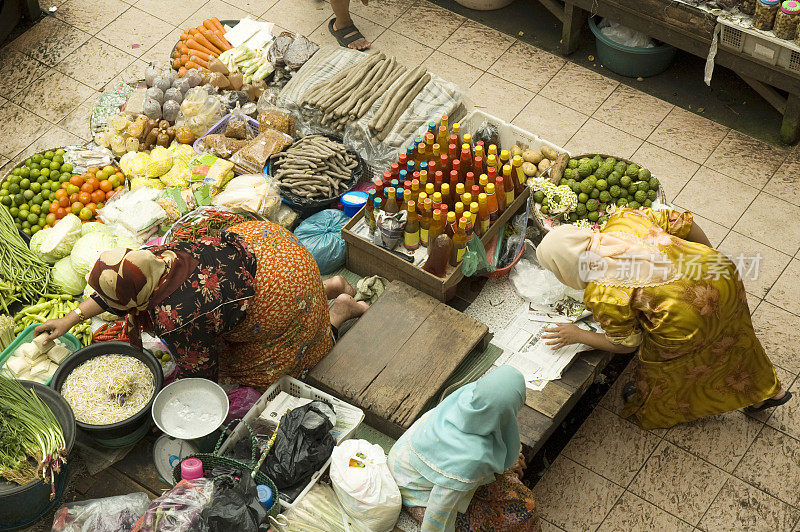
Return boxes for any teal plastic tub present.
[0,324,81,385]
[588,16,676,78]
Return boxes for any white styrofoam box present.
[218,375,364,510]
[457,109,571,157]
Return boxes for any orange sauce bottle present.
[451,122,461,146]
[432,192,443,212]
[487,166,497,188]
[464,171,475,192]
[445,211,457,238]
[429,209,444,245]
[471,184,481,201]
[487,145,498,165]
[411,180,420,204]
[450,217,468,266]
[438,124,448,147]
[455,183,465,201]
[425,132,435,154]
[419,170,428,187]
[384,187,400,214]
[420,199,433,246]
[417,192,428,214]
[460,146,472,173]
[486,153,498,173]
[499,149,510,169]
[462,192,473,208]
[366,189,377,230]
[502,165,515,205]
[469,202,479,232]
[432,143,441,159]
[478,193,490,236]
[485,183,499,222]
[479,174,489,193]
[495,177,507,213]
[449,169,459,197]
[462,134,472,153]
[441,183,452,209]
[404,200,420,251]
[425,182,435,198]
[416,142,427,164]
[454,201,465,221]
[473,156,485,177]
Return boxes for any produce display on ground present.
[0,11,688,531]
[531,154,660,229]
[0,373,68,496]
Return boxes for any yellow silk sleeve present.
[584,285,643,347]
[641,208,693,239]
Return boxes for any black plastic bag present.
[206,473,269,532]
[263,401,335,489]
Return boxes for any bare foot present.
[332,19,371,50]
[509,452,526,480]
[323,275,356,300]
[330,293,369,329]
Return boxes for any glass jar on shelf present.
[774,0,800,38]
[753,0,780,29]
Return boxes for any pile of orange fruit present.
[49,165,125,226]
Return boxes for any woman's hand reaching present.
[541,323,585,350]
[34,316,75,343]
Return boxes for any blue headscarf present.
[405,365,526,492]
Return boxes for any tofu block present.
[32,333,54,353]
[6,356,29,375]
[47,345,71,364]
[15,343,39,361]
[30,359,50,377]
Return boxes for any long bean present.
[0,207,54,303]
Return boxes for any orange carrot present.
[179,66,188,77]
[185,61,208,72]
[209,17,225,34]
[203,20,217,33]
[204,30,231,52]
[172,58,182,69]
[187,49,211,61]
[180,32,192,41]
[177,42,189,53]
[186,38,216,56]
[189,55,209,68]
[193,33,221,55]
[172,49,181,59]
[188,28,198,36]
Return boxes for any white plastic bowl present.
[151,378,229,440]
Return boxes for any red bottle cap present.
[398,154,407,167]
[390,163,400,177]
[449,144,458,158]
[450,170,459,183]
[452,160,461,175]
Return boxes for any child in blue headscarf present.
[388,365,538,531]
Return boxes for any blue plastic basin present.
[589,16,676,78]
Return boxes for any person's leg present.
[330,0,371,50]
[323,275,356,300]
[329,293,369,329]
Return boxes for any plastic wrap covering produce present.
[279,46,463,171]
[51,492,151,532]
[211,173,282,221]
[131,479,214,532]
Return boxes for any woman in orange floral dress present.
[37,220,368,389]
[535,208,789,429]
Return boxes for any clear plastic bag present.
[283,482,371,532]
[178,87,225,137]
[258,105,295,136]
[51,492,151,532]
[462,235,494,277]
[132,479,214,532]
[509,240,584,303]
[229,129,293,174]
[211,173,282,220]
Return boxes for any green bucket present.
[588,16,676,78]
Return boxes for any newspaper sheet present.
[493,309,598,391]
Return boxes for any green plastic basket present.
[172,419,281,518]
[588,16,676,78]
[0,323,81,385]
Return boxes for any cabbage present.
[70,232,117,277]
[29,228,55,263]
[114,236,142,250]
[80,222,112,237]
[40,214,82,262]
[52,257,86,295]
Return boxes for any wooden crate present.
[341,187,530,301]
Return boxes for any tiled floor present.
[3,0,800,530]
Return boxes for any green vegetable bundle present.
[0,205,55,304]
[0,372,67,497]
[13,297,91,346]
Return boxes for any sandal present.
[622,381,637,403]
[328,18,370,50]
[745,390,792,412]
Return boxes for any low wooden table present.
[308,280,490,438]
[550,0,800,144]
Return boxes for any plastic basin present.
[0,323,82,386]
[588,16,676,78]
[50,341,163,446]
[0,381,75,530]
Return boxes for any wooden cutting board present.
[308,280,489,438]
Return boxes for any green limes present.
[616,198,628,207]
[578,163,592,178]
[609,185,621,198]
[599,190,611,203]
[578,192,589,203]
[647,189,657,201]
[595,179,608,191]
[590,189,600,199]
[629,201,641,209]
[580,179,593,194]
[634,190,647,203]
[588,211,599,222]
[637,181,649,192]
[625,164,640,177]
[533,191,545,203]
[587,198,599,212]
[649,177,660,191]
[576,203,587,216]
[568,159,579,169]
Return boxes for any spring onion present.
[0,371,67,498]
[0,314,14,351]
[0,205,56,303]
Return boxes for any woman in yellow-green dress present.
[536,207,790,429]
